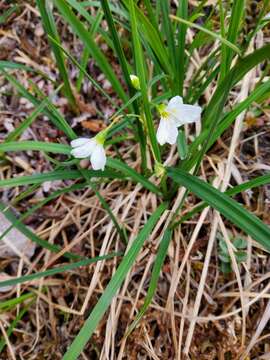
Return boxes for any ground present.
[0,1,270,359]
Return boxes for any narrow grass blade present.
[160,1,176,73]
[122,0,171,76]
[76,8,103,91]
[168,168,270,251]
[100,0,147,171]
[143,0,159,31]
[6,85,62,142]
[187,80,270,162]
[126,229,172,336]
[128,0,161,162]
[0,293,35,311]
[0,5,18,24]
[79,169,127,244]
[177,129,188,160]
[101,0,132,91]
[107,158,161,195]
[47,35,116,106]
[65,0,113,48]
[0,302,32,353]
[170,15,242,55]
[0,61,48,77]
[62,202,167,359]
[54,0,128,103]
[218,0,227,83]
[0,141,70,154]
[36,0,77,111]
[175,0,188,95]
[0,253,121,289]
[225,0,245,70]
[0,169,122,188]
[1,69,76,139]
[171,173,270,228]
[0,202,80,260]
[182,45,270,171]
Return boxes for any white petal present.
[167,96,183,111]
[70,137,91,148]
[71,139,96,158]
[90,144,106,170]
[156,118,178,145]
[169,104,202,127]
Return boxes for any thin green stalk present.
[62,202,167,359]
[175,0,188,95]
[76,8,103,91]
[36,0,77,111]
[218,0,227,83]
[128,0,161,163]
[100,0,147,172]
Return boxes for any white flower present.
[70,137,106,171]
[263,12,270,21]
[130,74,140,90]
[156,96,202,145]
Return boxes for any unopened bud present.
[130,74,140,90]
[154,162,165,177]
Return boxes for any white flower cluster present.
[70,75,202,170]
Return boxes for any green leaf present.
[0,302,32,353]
[1,69,76,139]
[0,201,80,260]
[171,173,270,228]
[5,87,61,142]
[183,45,270,172]
[234,237,247,249]
[126,229,172,336]
[62,202,168,359]
[225,0,245,71]
[0,253,120,289]
[218,252,231,263]
[168,168,270,251]
[0,5,18,24]
[0,140,70,155]
[48,35,116,107]
[235,251,247,263]
[177,129,188,160]
[219,238,229,254]
[54,0,128,103]
[0,293,35,311]
[127,0,161,162]
[107,158,162,195]
[0,169,122,188]
[171,14,242,55]
[36,0,77,111]
[122,0,171,76]
[175,0,188,95]
[221,261,232,274]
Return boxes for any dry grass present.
[0,1,270,359]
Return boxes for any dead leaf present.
[73,92,96,115]
[81,120,106,132]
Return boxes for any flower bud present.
[130,74,140,90]
[154,162,166,178]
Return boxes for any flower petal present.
[156,118,178,145]
[71,139,96,158]
[90,144,106,170]
[70,137,91,148]
[170,104,202,127]
[167,96,183,111]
